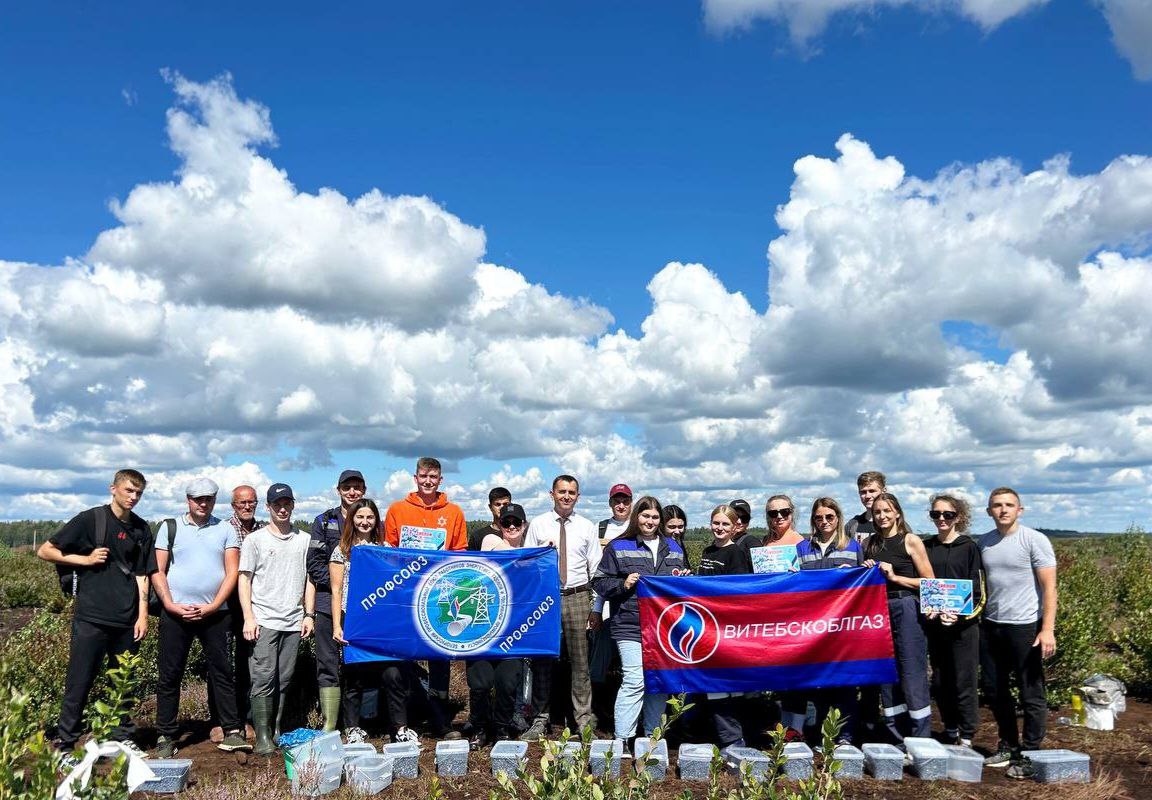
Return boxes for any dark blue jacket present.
[796,536,864,570]
[593,535,688,643]
[307,507,343,614]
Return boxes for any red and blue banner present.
[639,566,897,693]
[342,546,561,663]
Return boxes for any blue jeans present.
[615,639,667,739]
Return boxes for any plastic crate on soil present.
[137,759,193,794]
[723,746,771,781]
[862,743,904,780]
[782,742,814,779]
[342,743,376,763]
[943,744,983,783]
[436,739,469,777]
[677,743,715,781]
[382,741,420,779]
[345,754,394,795]
[831,745,864,780]
[634,738,669,780]
[490,740,528,777]
[590,739,624,778]
[904,737,948,780]
[1021,749,1091,783]
[290,758,342,796]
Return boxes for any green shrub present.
[0,607,162,722]
[1047,551,1117,703]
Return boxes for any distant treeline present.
[0,518,1130,549]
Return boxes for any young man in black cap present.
[466,502,529,748]
[306,469,367,732]
[38,469,155,764]
[239,483,315,755]
[469,487,512,551]
[730,498,762,552]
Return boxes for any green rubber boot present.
[250,695,276,756]
[319,686,341,733]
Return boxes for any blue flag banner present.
[342,546,562,663]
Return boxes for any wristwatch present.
[304,612,316,619]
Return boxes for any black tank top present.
[873,533,917,597]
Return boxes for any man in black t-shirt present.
[468,487,511,552]
[37,468,156,757]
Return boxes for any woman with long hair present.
[862,493,935,745]
[923,494,984,747]
[593,495,689,748]
[789,497,864,743]
[662,504,689,564]
[329,499,417,744]
[697,504,754,754]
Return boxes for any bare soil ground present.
[131,663,1151,799]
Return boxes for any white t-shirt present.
[239,527,310,632]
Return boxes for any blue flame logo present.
[655,601,719,665]
[667,603,705,662]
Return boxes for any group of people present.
[38,464,1058,780]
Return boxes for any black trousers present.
[157,609,238,737]
[927,621,980,739]
[341,659,381,729]
[467,658,524,733]
[207,601,250,728]
[983,620,1047,750]
[710,695,745,747]
[57,618,138,746]
[314,611,340,689]
[379,662,411,729]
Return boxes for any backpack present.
[56,507,108,596]
[147,519,178,616]
[56,506,154,596]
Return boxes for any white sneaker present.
[394,727,419,744]
[345,727,368,745]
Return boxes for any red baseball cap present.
[609,483,633,500]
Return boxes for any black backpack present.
[56,507,109,596]
[147,519,178,615]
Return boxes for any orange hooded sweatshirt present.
[384,491,467,551]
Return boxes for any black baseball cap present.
[499,503,527,524]
[267,483,295,503]
[337,469,365,486]
[730,498,752,525]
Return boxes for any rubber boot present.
[274,690,288,742]
[319,687,341,733]
[251,695,276,756]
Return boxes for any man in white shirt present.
[520,474,602,738]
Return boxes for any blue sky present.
[1,1,1151,530]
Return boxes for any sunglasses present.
[500,519,524,528]
[929,510,959,521]
[766,508,792,519]
[813,513,837,522]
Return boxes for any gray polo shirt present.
[158,514,240,606]
[978,524,1056,624]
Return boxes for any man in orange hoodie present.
[384,457,468,550]
[384,456,468,736]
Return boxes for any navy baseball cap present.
[337,469,365,486]
[267,483,295,503]
[499,503,527,524]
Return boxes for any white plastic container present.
[1084,704,1114,730]
[1021,749,1091,783]
[943,745,983,783]
[290,758,343,796]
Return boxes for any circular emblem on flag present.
[655,600,721,665]
[414,559,511,655]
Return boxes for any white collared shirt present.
[526,509,605,612]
